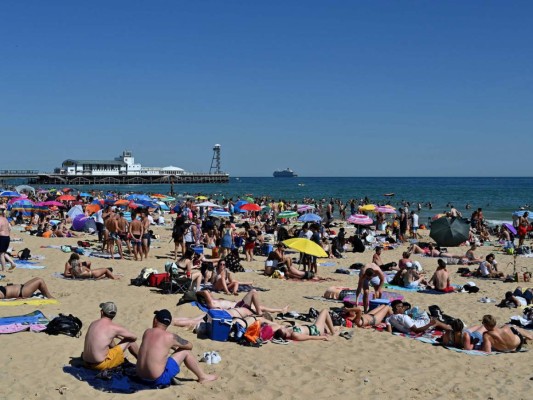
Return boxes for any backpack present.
[18,248,31,260]
[45,314,83,337]
[243,320,261,344]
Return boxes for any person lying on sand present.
[0,277,54,299]
[386,300,451,334]
[409,243,463,260]
[497,288,532,308]
[82,302,139,370]
[342,304,392,328]
[480,314,533,353]
[172,310,274,331]
[136,309,217,386]
[441,319,485,350]
[196,289,289,315]
[64,253,118,280]
[272,309,340,342]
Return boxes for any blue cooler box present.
[262,243,273,256]
[207,309,232,341]
[369,298,391,311]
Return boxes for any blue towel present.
[190,301,209,312]
[0,310,48,326]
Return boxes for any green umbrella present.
[244,196,254,203]
[277,211,298,219]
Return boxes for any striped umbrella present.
[374,206,396,214]
[9,199,35,212]
[347,214,373,225]
[0,191,20,197]
[209,209,231,218]
[277,211,299,219]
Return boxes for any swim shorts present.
[84,346,125,370]
[151,357,180,386]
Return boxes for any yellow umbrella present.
[359,204,376,212]
[282,238,328,258]
[196,195,208,200]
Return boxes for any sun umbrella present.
[40,200,66,208]
[277,211,298,219]
[244,196,254,203]
[347,214,373,225]
[157,201,170,211]
[86,204,101,214]
[297,204,314,212]
[114,199,130,206]
[160,196,175,202]
[240,203,261,212]
[37,189,49,194]
[298,213,322,222]
[374,206,396,214]
[79,192,91,197]
[15,185,35,195]
[195,201,220,208]
[359,204,377,212]
[260,205,272,214]
[196,195,208,200]
[209,209,231,218]
[0,191,20,197]
[8,196,31,204]
[151,194,167,198]
[283,238,328,258]
[512,210,531,218]
[9,199,35,212]
[62,187,72,193]
[503,223,517,235]
[57,195,76,201]
[430,217,470,247]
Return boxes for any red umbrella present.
[240,203,261,212]
[57,195,76,201]
[62,187,72,193]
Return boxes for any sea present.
[27,177,533,226]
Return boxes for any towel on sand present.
[0,298,58,306]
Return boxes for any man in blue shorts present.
[136,309,217,386]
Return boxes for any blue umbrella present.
[138,200,157,208]
[157,201,170,211]
[79,192,91,197]
[210,209,231,218]
[0,191,20,197]
[172,204,181,213]
[234,200,248,213]
[298,213,322,222]
[513,210,531,218]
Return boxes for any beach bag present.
[45,314,83,337]
[17,248,31,260]
[243,321,261,344]
[229,318,247,342]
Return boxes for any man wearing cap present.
[82,302,139,370]
[355,263,385,313]
[136,309,217,386]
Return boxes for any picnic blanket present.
[63,359,169,394]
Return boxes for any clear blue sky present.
[1,1,531,177]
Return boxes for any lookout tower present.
[210,144,222,174]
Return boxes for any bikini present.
[0,284,24,298]
[292,324,320,336]
[510,327,525,352]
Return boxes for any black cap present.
[154,309,172,326]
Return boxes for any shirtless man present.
[355,263,385,312]
[0,277,54,299]
[372,246,397,271]
[117,212,132,255]
[105,213,123,259]
[136,309,217,386]
[517,211,529,247]
[141,212,151,259]
[0,206,16,271]
[401,263,428,289]
[83,302,139,370]
[196,289,289,315]
[428,259,455,292]
[481,314,533,353]
[129,213,144,261]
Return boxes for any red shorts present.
[245,242,255,251]
[518,226,527,237]
[438,286,455,293]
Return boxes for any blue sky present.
[1,1,531,177]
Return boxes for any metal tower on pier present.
[210,144,222,174]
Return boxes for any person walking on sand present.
[136,309,217,386]
[0,206,16,271]
[82,302,139,370]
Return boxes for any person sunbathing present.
[0,277,54,299]
[342,304,392,328]
[64,253,118,280]
[196,289,288,315]
[210,259,253,296]
[441,319,485,350]
[172,309,274,331]
[409,243,463,260]
[386,300,451,334]
[272,309,339,342]
[464,244,483,264]
[480,314,533,353]
[475,253,504,278]
[497,288,532,308]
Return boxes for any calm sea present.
[41,177,533,225]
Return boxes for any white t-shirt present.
[386,314,426,334]
[479,260,497,276]
[411,213,419,228]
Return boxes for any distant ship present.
[273,168,298,178]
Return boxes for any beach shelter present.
[67,204,84,220]
[72,215,97,232]
[195,201,220,208]
[157,201,170,211]
[298,213,322,223]
[283,238,328,258]
[15,185,35,195]
[430,217,470,247]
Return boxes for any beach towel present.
[52,272,122,280]
[63,360,169,394]
[0,323,48,334]
[0,310,49,326]
[0,298,58,306]
[343,291,404,305]
[384,284,420,292]
[88,252,121,259]
[319,262,337,267]
[190,301,209,312]
[13,260,46,269]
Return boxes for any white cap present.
[466,281,476,287]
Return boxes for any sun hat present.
[100,302,117,317]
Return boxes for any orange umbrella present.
[62,187,72,193]
[57,195,76,201]
[151,194,167,198]
[115,199,130,206]
[86,204,101,214]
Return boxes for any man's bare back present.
[136,328,175,380]
[83,318,136,363]
[431,269,449,290]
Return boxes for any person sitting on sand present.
[136,309,217,386]
[464,244,483,264]
[476,253,504,278]
[428,259,455,293]
[0,277,54,299]
[497,288,533,308]
[441,319,486,350]
[372,246,397,271]
[64,253,118,280]
[173,248,203,291]
[401,262,428,289]
[480,314,533,353]
[342,304,392,328]
[196,289,289,315]
[386,300,451,334]
[355,263,385,313]
[398,251,413,270]
[82,302,139,370]
[210,259,253,296]
[272,309,339,342]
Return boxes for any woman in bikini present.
[272,309,339,342]
[211,259,253,295]
[0,277,54,299]
[441,319,486,350]
[175,248,203,291]
[63,253,118,280]
[342,304,393,328]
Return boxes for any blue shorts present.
[151,357,180,386]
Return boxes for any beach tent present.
[15,185,36,195]
[72,215,97,233]
[67,205,84,220]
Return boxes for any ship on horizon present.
[273,168,298,178]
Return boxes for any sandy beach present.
[0,223,531,400]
